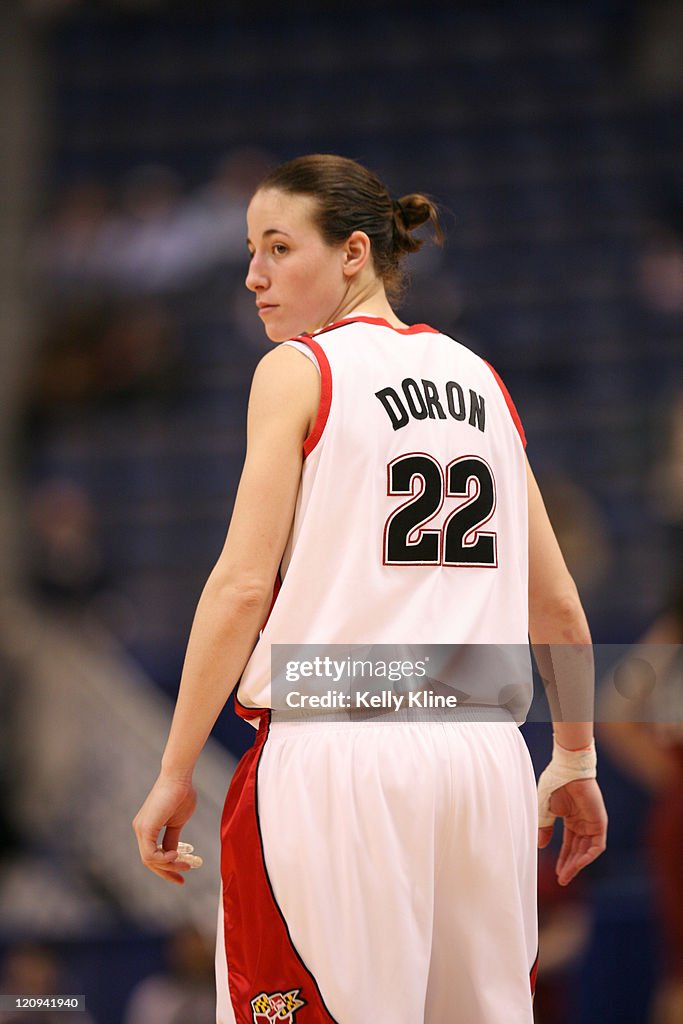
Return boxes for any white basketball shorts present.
[216,712,538,1024]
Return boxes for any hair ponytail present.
[392,194,444,257]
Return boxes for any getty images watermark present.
[283,653,457,711]
[267,644,683,723]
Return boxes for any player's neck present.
[332,281,408,330]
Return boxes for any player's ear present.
[342,230,371,279]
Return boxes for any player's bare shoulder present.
[248,339,320,438]
[258,337,320,380]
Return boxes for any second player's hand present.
[132,774,198,885]
[538,778,607,887]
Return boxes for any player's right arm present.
[132,343,319,883]
[527,458,608,885]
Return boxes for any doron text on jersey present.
[375,377,485,432]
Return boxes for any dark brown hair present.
[257,154,444,302]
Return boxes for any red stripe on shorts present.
[530,949,539,995]
[220,713,339,1023]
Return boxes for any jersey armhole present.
[284,337,332,457]
[484,360,527,449]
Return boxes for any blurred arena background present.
[0,1,682,1021]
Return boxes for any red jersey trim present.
[484,361,527,449]
[314,315,439,336]
[293,336,332,458]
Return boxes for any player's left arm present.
[527,457,608,885]
[133,343,319,883]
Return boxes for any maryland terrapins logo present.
[251,988,306,1023]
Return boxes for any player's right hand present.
[132,773,198,884]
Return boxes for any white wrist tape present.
[537,738,597,828]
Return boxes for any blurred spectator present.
[25,479,110,608]
[122,926,215,1024]
[30,148,274,299]
[535,468,614,596]
[650,389,683,563]
[598,583,683,1024]
[24,300,184,432]
[637,215,683,315]
[0,654,21,861]
[31,181,113,300]
[93,301,184,404]
[631,1,683,96]
[0,944,96,1024]
[106,164,190,293]
[23,305,102,429]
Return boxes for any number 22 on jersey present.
[383,454,497,567]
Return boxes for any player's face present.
[246,188,350,342]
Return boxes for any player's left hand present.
[132,773,198,884]
[537,778,607,886]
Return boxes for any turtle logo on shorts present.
[250,988,306,1023]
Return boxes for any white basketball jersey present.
[236,315,529,713]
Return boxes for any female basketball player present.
[133,154,607,1024]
